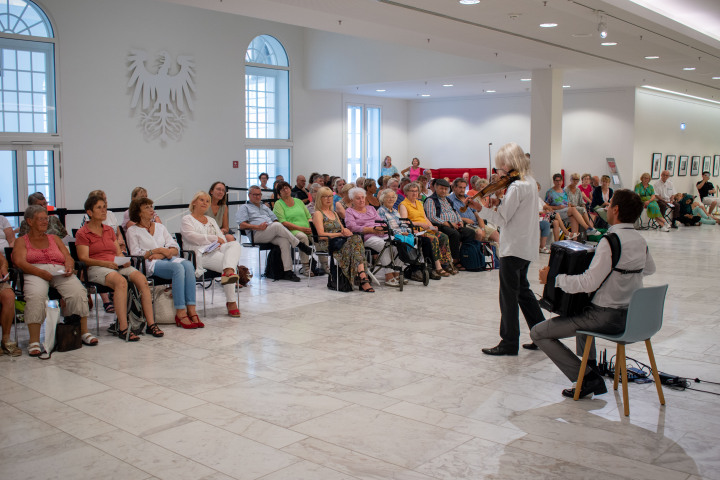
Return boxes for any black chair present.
[309,223,344,291]
[67,242,114,337]
[238,227,274,275]
[175,232,239,316]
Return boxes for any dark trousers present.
[437,225,475,260]
[656,198,680,222]
[498,256,546,349]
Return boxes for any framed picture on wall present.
[651,153,662,179]
[690,156,700,176]
[702,156,711,174]
[678,155,688,176]
[714,155,720,177]
[665,155,676,176]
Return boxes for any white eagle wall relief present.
[127,49,196,143]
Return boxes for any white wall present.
[633,89,720,195]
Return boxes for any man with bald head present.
[292,175,310,204]
[653,170,678,228]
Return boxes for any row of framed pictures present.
[651,153,720,179]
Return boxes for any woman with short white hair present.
[181,191,243,317]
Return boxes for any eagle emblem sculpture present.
[127,50,196,143]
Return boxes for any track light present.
[598,21,608,39]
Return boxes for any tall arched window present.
[0,0,59,217]
[245,35,290,187]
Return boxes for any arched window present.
[0,0,58,217]
[245,35,290,186]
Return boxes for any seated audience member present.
[381,156,399,177]
[332,178,346,206]
[81,189,125,251]
[364,178,380,209]
[18,192,69,239]
[322,174,330,186]
[533,189,655,399]
[275,174,284,183]
[653,170,679,227]
[590,175,614,224]
[127,197,203,329]
[578,174,594,208]
[122,187,162,229]
[379,176,390,191]
[399,182,455,275]
[673,194,701,226]
[0,214,15,250]
[379,188,447,279]
[565,174,597,234]
[591,175,600,188]
[292,175,311,205]
[182,192,243,317]
[306,183,322,214]
[12,205,95,356]
[696,171,718,216]
[416,175,429,200]
[536,183,553,254]
[76,194,164,340]
[312,187,374,292]
[396,177,411,203]
[448,178,499,243]
[386,178,401,208]
[273,181,314,277]
[335,183,354,220]
[469,177,488,197]
[207,181,236,242]
[355,176,366,188]
[258,173,274,201]
[345,187,403,287]
[424,178,475,270]
[0,252,20,356]
[635,172,669,231]
[236,186,312,282]
[545,174,592,238]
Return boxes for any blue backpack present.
[460,240,487,272]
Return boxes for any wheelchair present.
[367,218,429,291]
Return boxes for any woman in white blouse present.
[181,191,242,318]
[0,214,14,251]
[127,197,201,329]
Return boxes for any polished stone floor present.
[1,225,719,479]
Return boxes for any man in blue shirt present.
[236,186,312,282]
[448,178,499,243]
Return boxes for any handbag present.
[55,322,82,352]
[152,286,176,324]
[328,236,347,252]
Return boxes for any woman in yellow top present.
[398,182,454,276]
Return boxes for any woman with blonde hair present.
[182,191,243,317]
[472,142,546,356]
[335,183,354,220]
[122,186,162,229]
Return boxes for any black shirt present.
[291,186,309,204]
[696,181,715,200]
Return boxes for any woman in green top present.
[635,172,669,231]
[273,181,315,276]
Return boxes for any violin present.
[460,169,521,212]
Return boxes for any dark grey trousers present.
[497,256,546,350]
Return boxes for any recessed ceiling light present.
[520,78,531,82]
[459,0,480,4]
[713,76,720,80]
[421,94,431,97]
[442,84,454,87]
[601,42,617,46]
[683,67,696,71]
[644,56,660,59]
[486,90,496,93]
[375,89,386,92]
[539,23,558,28]
[563,85,571,88]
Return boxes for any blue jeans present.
[153,259,196,309]
[539,220,551,238]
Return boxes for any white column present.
[530,68,564,189]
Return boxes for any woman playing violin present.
[470,143,546,356]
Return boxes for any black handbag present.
[55,322,82,352]
[328,236,347,252]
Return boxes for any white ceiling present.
[160,0,720,101]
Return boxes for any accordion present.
[539,240,596,317]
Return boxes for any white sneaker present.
[661,224,670,232]
[585,228,598,235]
[385,277,400,287]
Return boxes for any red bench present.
[428,168,488,181]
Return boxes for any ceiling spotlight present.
[645,56,660,59]
[539,23,557,28]
[486,90,496,93]
[375,89,386,92]
[442,84,454,87]
[562,85,571,88]
[598,21,608,39]
[683,67,696,71]
[520,78,531,82]
[601,42,617,46]
[713,76,720,80]
[459,0,480,4]
[421,94,431,97]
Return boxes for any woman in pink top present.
[11,205,93,356]
[578,173,594,206]
[76,193,163,341]
[401,157,423,182]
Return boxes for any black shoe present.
[670,223,678,229]
[482,344,518,356]
[283,271,301,282]
[429,270,441,280]
[522,342,539,350]
[297,242,313,255]
[561,373,607,399]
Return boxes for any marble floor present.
[1,225,719,480]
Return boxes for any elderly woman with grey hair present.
[306,183,322,214]
[12,205,94,356]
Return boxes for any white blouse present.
[126,223,179,276]
[180,214,222,250]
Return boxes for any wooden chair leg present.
[574,335,594,401]
[645,339,666,406]
[618,344,630,416]
[613,345,620,391]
